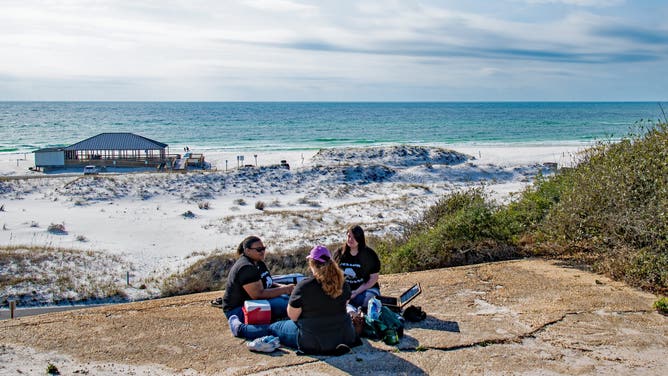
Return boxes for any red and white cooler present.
[242,300,271,324]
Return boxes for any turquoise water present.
[0,102,664,154]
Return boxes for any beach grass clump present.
[533,121,668,292]
[1,245,131,306]
[47,223,67,235]
[46,363,60,375]
[376,121,668,293]
[375,187,522,273]
[161,246,314,296]
[654,297,668,314]
[255,201,266,211]
[198,201,210,210]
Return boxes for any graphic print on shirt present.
[340,262,363,285]
[261,271,272,288]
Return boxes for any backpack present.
[362,306,405,344]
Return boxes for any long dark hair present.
[310,258,344,298]
[237,235,261,255]
[342,224,366,255]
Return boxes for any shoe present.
[228,315,243,337]
[210,297,223,308]
[247,335,280,352]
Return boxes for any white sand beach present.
[0,144,584,305]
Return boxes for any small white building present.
[33,147,65,169]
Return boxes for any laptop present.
[377,283,422,313]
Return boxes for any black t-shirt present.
[334,247,381,291]
[289,277,351,318]
[222,255,273,312]
[288,277,356,354]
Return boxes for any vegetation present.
[46,363,60,375]
[0,245,130,306]
[654,297,668,314]
[164,121,667,296]
[373,121,668,294]
[161,245,321,296]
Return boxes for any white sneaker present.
[247,335,280,352]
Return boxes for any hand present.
[284,284,295,294]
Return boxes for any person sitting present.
[228,245,358,354]
[333,225,381,310]
[222,235,294,339]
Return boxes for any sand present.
[0,144,583,305]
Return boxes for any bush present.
[536,122,668,292]
[47,223,67,235]
[375,121,668,293]
[46,363,60,375]
[376,188,523,274]
[654,297,668,314]
[255,201,266,210]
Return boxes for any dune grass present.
[375,121,668,293]
[1,245,131,306]
[161,245,317,296]
[163,121,667,297]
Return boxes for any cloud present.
[240,0,317,13]
[0,0,666,100]
[521,0,625,6]
[593,25,668,45]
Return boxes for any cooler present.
[242,300,271,325]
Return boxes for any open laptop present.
[377,283,422,313]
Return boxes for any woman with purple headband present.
[228,245,357,354]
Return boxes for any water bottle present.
[367,297,382,321]
[384,329,399,345]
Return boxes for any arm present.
[243,280,294,300]
[287,304,302,321]
[351,272,379,298]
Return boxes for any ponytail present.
[310,258,344,298]
[237,235,261,255]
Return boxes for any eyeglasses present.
[248,246,266,253]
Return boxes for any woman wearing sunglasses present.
[228,245,358,354]
[222,235,294,338]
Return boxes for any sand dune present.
[1,144,581,305]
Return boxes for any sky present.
[1,0,667,101]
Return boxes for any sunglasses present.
[248,246,266,253]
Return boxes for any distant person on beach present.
[222,236,294,329]
[228,245,358,354]
[333,225,381,310]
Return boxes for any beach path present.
[1,259,666,375]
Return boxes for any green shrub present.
[46,363,60,375]
[376,121,668,293]
[536,122,668,292]
[654,297,668,314]
[377,188,523,274]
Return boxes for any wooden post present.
[126,271,130,286]
[9,300,16,319]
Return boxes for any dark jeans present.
[225,295,293,340]
[349,287,380,311]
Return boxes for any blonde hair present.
[310,258,345,298]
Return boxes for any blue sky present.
[1,0,667,101]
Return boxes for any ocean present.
[0,102,664,154]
